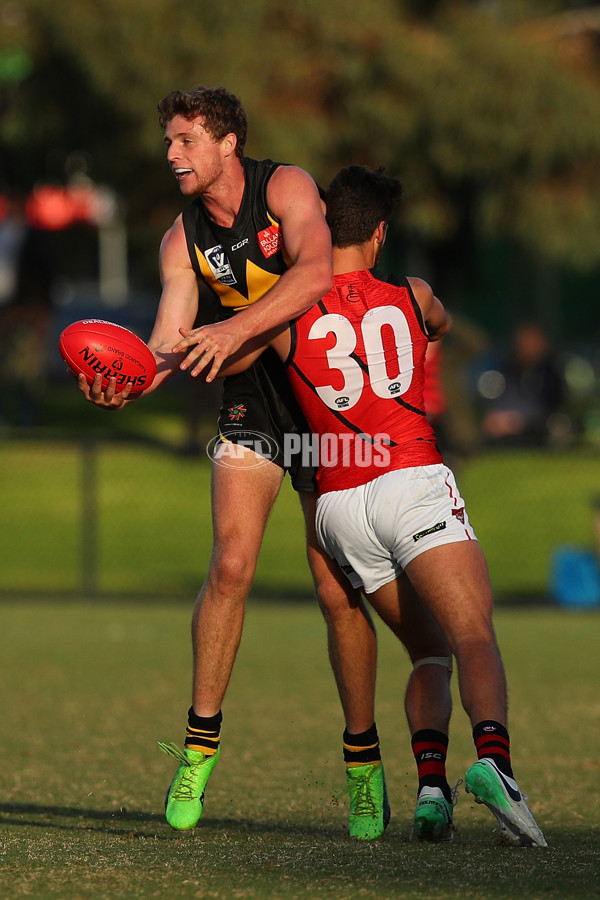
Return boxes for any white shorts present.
[315,464,477,594]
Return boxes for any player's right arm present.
[79,215,200,409]
[408,276,450,342]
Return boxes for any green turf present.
[458,448,600,596]
[0,600,598,898]
[2,441,600,599]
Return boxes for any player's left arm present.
[174,166,332,381]
[199,324,292,382]
[408,276,450,342]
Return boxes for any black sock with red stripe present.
[411,729,451,803]
[472,720,514,778]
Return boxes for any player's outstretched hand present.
[173,319,243,382]
[78,373,133,409]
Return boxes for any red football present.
[59,319,156,397]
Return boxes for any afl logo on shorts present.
[206,430,280,469]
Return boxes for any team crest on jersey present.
[257,224,283,258]
[204,244,237,285]
[452,507,466,524]
[227,403,247,421]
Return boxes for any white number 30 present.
[307,306,414,411]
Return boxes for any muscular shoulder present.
[266,165,322,217]
[407,276,449,341]
[406,276,435,308]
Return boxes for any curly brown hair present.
[157,86,247,158]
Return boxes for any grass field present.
[0,599,598,899]
[2,439,600,599]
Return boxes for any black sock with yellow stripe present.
[184,707,222,756]
[343,723,381,768]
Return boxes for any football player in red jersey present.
[214,165,547,847]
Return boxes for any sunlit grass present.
[0,600,598,899]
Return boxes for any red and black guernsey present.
[285,269,442,493]
[182,157,291,318]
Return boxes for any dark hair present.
[157,86,247,158]
[325,166,403,248]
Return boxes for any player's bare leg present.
[300,492,377,734]
[367,574,452,734]
[160,446,283,831]
[300,492,387,839]
[192,448,284,716]
[368,575,456,842]
[404,541,506,725]
[405,540,547,846]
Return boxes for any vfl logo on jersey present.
[205,244,237,285]
[335,396,350,409]
[257,224,283,258]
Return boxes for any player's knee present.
[315,578,361,622]
[207,549,256,594]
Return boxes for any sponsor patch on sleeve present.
[257,224,284,258]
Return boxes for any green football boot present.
[410,785,455,843]
[465,758,547,847]
[345,762,391,840]
[158,741,220,831]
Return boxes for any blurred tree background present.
[2,0,600,600]
[3,0,600,337]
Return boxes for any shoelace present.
[157,741,191,766]
[158,741,207,802]
[346,767,380,818]
[450,778,463,806]
[168,767,200,801]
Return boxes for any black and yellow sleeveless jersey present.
[182,157,292,319]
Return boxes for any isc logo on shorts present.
[413,521,446,543]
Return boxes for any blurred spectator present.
[0,195,54,426]
[479,321,567,446]
[0,194,27,305]
[424,312,489,463]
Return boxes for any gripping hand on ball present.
[78,373,133,409]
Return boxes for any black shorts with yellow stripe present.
[215,348,318,494]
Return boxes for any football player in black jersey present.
[77,87,446,841]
